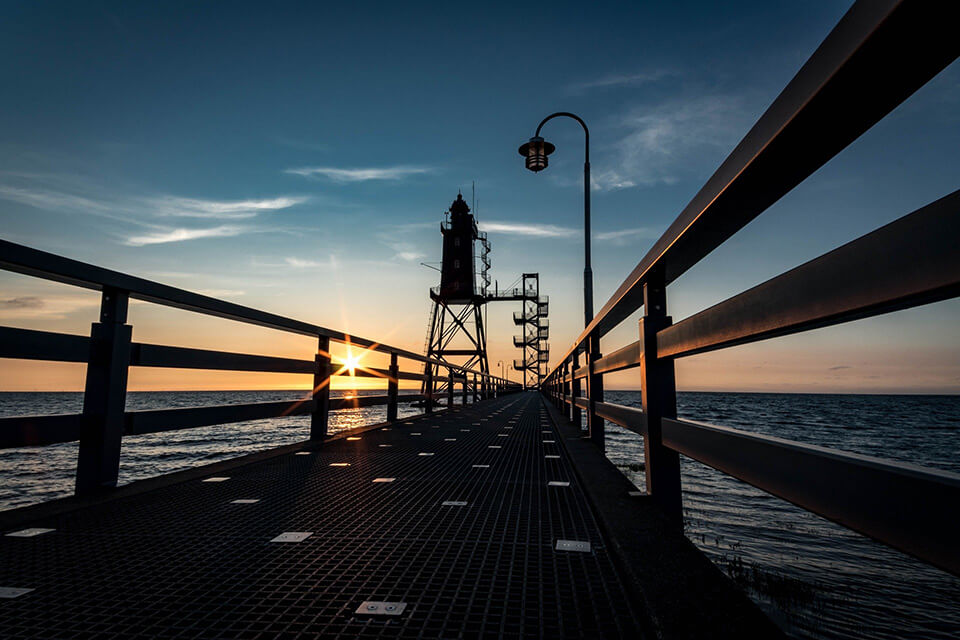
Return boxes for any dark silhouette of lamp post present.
[497,359,507,382]
[519,112,593,327]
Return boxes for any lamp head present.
[518,136,555,172]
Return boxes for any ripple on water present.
[603,390,960,640]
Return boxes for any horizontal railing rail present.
[543,0,960,578]
[0,239,520,495]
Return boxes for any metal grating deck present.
[0,392,646,639]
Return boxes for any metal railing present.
[542,0,960,577]
[0,239,519,496]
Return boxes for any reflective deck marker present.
[0,587,33,598]
[497,434,508,437]
[330,463,351,467]
[488,445,501,449]
[472,464,490,468]
[202,477,230,482]
[411,432,422,436]
[418,452,434,456]
[373,478,396,483]
[231,499,260,504]
[378,444,392,448]
[543,440,555,444]
[347,437,361,441]
[556,539,591,552]
[445,438,457,441]
[270,531,312,543]
[548,481,570,487]
[442,501,468,506]
[545,455,560,459]
[5,528,54,538]
[356,601,406,616]
[628,491,643,497]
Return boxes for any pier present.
[2,2,960,638]
[1,392,779,638]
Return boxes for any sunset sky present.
[1,1,957,393]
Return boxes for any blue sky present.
[1,1,958,392]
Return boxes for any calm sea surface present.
[1,390,958,639]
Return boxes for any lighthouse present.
[423,192,548,399]
[438,193,479,302]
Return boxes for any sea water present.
[1,390,958,639]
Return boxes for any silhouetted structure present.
[423,194,549,397]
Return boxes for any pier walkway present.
[1,392,775,639]
[3,7,959,636]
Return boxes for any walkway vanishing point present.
[3,2,960,638]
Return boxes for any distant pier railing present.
[542,0,960,576]
[0,239,519,495]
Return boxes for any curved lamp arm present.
[535,112,589,162]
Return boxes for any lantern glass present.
[518,137,555,173]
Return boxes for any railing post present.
[387,352,399,422]
[76,287,132,496]
[640,273,683,523]
[563,361,570,414]
[462,373,468,405]
[473,373,479,403]
[311,335,331,441]
[447,369,454,408]
[424,363,433,413]
[586,331,604,449]
[571,348,582,428]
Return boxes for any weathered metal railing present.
[542,0,960,576]
[0,239,519,496]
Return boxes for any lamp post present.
[519,112,593,327]
[497,359,507,382]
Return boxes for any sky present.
[0,1,957,393]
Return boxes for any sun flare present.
[342,352,362,374]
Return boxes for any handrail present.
[549,0,959,370]
[542,0,960,578]
[0,238,457,369]
[0,239,521,490]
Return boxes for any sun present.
[343,353,361,374]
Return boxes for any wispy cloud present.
[0,175,308,247]
[566,69,674,94]
[374,222,432,262]
[595,227,660,245]
[592,94,750,190]
[125,225,246,246]
[0,296,44,310]
[0,185,121,218]
[0,185,306,220]
[480,221,577,238]
[480,221,658,244]
[284,256,340,270]
[285,166,433,182]
[147,196,307,219]
[0,294,99,319]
